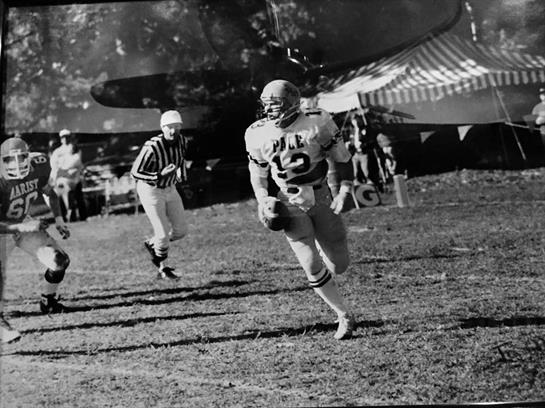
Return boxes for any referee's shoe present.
[144,240,179,280]
[157,266,178,280]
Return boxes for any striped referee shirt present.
[130,134,185,188]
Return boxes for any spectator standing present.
[377,132,397,177]
[531,87,545,143]
[50,129,87,222]
[349,114,383,191]
[130,110,188,280]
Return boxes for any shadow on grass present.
[21,311,236,334]
[69,279,253,302]
[458,315,545,329]
[8,319,385,357]
[8,285,310,318]
[353,252,476,265]
[6,279,252,305]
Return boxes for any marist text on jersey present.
[9,178,40,200]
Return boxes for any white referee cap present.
[160,110,183,127]
[59,129,71,137]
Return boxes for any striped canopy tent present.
[305,32,545,124]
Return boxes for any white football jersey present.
[245,109,351,188]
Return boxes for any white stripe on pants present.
[136,181,188,256]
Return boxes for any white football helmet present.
[260,79,301,125]
[0,137,31,180]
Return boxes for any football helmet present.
[260,79,301,125]
[0,137,30,180]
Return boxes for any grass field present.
[1,169,545,407]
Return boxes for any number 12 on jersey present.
[272,153,310,179]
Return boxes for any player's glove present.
[258,196,290,231]
[330,183,352,215]
[54,217,70,239]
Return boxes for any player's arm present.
[0,221,17,234]
[318,116,354,214]
[245,127,271,204]
[248,156,270,204]
[247,152,289,231]
[0,220,49,234]
[328,150,355,214]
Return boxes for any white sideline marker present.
[393,174,410,208]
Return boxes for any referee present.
[131,110,188,279]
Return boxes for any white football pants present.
[279,184,350,279]
[1,231,67,272]
[136,181,188,256]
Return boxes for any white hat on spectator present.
[160,110,182,127]
[59,129,71,138]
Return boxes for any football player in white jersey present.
[245,79,356,340]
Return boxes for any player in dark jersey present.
[0,136,71,343]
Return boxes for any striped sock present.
[154,245,168,260]
[308,267,349,317]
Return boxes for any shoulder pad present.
[245,119,269,140]
[248,118,268,130]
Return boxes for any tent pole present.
[465,0,527,165]
[498,124,510,169]
[492,87,527,165]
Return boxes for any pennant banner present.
[420,131,435,143]
[457,125,473,141]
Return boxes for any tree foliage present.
[3,0,545,134]
[471,0,545,53]
[5,1,219,133]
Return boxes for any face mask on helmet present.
[260,80,301,124]
[0,137,31,180]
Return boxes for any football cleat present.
[1,316,21,344]
[157,266,178,280]
[39,294,65,314]
[334,314,356,340]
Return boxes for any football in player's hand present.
[258,197,290,231]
